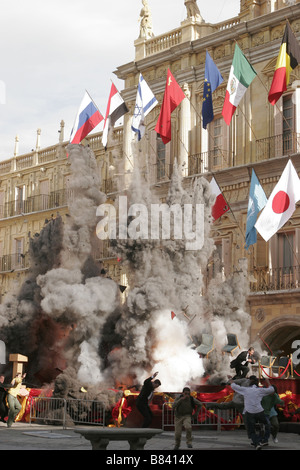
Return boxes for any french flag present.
[70,91,103,144]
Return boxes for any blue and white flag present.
[245,169,267,249]
[132,74,158,140]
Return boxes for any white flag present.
[102,82,128,149]
[255,160,300,241]
[132,74,157,141]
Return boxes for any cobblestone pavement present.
[0,421,299,453]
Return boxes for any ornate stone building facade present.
[1,0,300,364]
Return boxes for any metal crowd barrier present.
[29,397,106,429]
[162,402,243,432]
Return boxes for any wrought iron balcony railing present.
[188,149,230,175]
[256,132,300,161]
[250,265,300,292]
[0,252,30,272]
[0,189,72,219]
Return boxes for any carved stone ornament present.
[255,308,266,323]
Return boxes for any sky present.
[0,0,239,161]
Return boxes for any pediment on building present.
[261,57,278,77]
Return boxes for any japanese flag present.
[255,160,300,242]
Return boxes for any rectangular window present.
[15,185,25,215]
[208,116,229,170]
[157,136,166,180]
[272,231,296,289]
[278,232,294,274]
[283,95,294,153]
[212,118,222,167]
[40,179,49,210]
[13,238,24,268]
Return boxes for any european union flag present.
[202,51,223,129]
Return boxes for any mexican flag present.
[222,44,257,125]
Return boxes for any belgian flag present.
[268,22,300,105]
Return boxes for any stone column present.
[123,104,134,189]
[59,120,65,143]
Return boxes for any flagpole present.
[244,166,263,270]
[231,38,298,160]
[242,22,297,138]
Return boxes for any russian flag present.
[70,91,103,144]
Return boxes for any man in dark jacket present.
[172,387,202,450]
[136,371,161,428]
[231,347,256,379]
[0,375,9,423]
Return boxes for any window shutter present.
[274,97,283,157]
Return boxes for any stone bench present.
[75,427,164,450]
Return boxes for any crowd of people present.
[0,346,293,450]
[135,346,288,450]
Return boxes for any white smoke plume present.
[0,143,253,394]
[105,161,215,390]
[35,144,121,385]
[0,145,122,389]
[105,157,253,389]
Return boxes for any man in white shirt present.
[230,377,274,450]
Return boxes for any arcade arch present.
[257,316,300,374]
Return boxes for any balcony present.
[0,189,72,219]
[256,132,300,161]
[0,252,30,273]
[188,149,230,175]
[250,266,300,292]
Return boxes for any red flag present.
[155,69,185,144]
[171,311,176,320]
[210,177,230,221]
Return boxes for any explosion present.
[0,144,252,396]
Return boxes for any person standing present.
[172,387,202,450]
[230,376,274,450]
[6,372,26,428]
[136,371,161,428]
[231,347,256,379]
[261,384,284,443]
[0,375,9,423]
